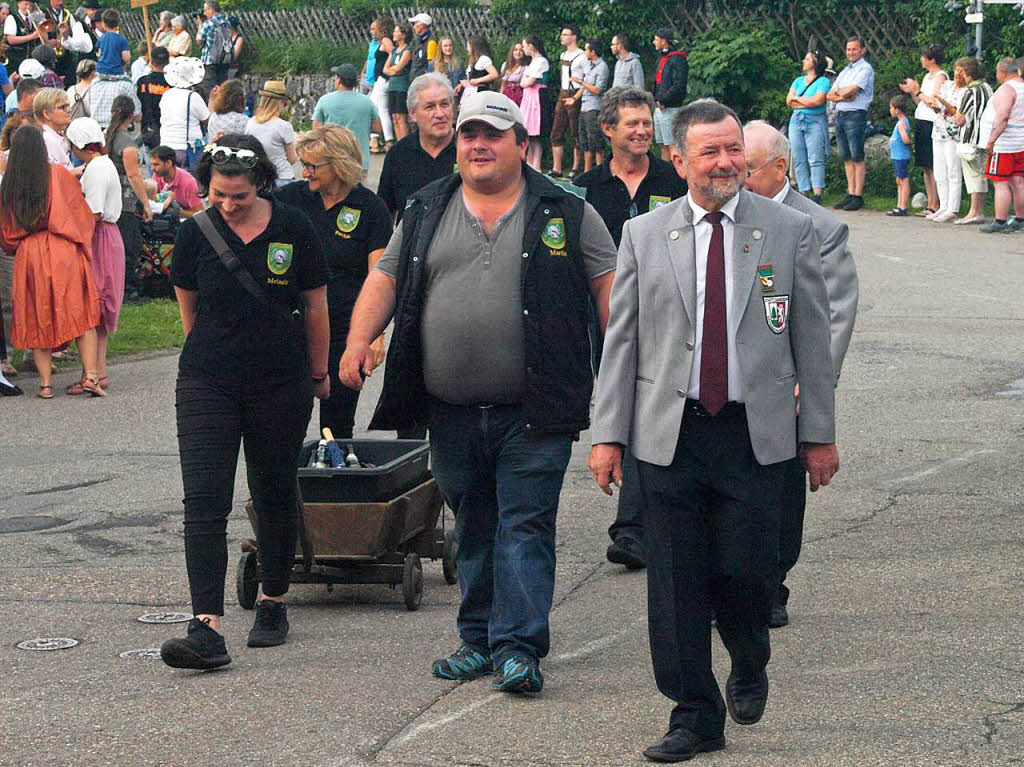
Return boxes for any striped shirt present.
[958,80,994,147]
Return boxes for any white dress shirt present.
[42,123,72,169]
[684,192,744,403]
[771,180,791,204]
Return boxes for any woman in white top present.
[33,88,79,173]
[67,58,96,121]
[927,71,967,222]
[66,117,125,394]
[901,44,948,215]
[159,56,210,169]
[245,80,297,187]
[456,35,499,102]
[520,35,549,170]
[207,79,249,140]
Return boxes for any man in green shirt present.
[313,62,382,173]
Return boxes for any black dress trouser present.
[637,402,782,737]
[320,339,361,438]
[776,455,807,605]
[176,374,313,615]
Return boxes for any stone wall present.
[239,74,334,125]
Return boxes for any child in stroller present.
[136,180,182,298]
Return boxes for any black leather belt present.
[684,399,745,418]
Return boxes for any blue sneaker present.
[431,644,492,680]
[492,655,543,693]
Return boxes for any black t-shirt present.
[377,133,457,222]
[137,71,171,142]
[275,181,392,335]
[574,152,688,246]
[171,198,328,382]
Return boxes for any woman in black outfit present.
[277,124,391,438]
[161,134,329,670]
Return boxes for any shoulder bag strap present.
[185,90,192,145]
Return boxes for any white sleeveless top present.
[993,79,1024,153]
[914,69,948,121]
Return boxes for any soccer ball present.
[911,192,928,209]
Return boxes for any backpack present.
[210,20,233,65]
[69,85,91,121]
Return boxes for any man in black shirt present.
[575,86,687,572]
[136,46,171,153]
[377,72,456,222]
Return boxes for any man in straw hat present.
[340,91,618,695]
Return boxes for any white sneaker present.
[931,210,956,222]
[954,215,986,225]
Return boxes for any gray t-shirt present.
[376,187,617,405]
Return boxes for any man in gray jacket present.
[589,99,838,762]
[611,33,644,89]
[742,120,858,629]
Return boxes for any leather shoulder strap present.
[194,210,265,301]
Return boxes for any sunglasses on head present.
[204,144,258,168]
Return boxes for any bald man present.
[742,120,859,628]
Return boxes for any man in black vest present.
[341,91,617,695]
[4,0,37,74]
[41,0,92,87]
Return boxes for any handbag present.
[193,210,301,324]
[183,91,206,170]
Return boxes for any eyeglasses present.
[56,104,71,112]
[746,157,781,177]
[301,160,330,173]
[204,144,258,168]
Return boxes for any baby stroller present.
[136,212,180,299]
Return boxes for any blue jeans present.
[428,400,573,666]
[789,111,828,191]
[835,109,868,163]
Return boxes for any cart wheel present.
[442,530,458,585]
[402,552,423,611]
[236,550,259,610]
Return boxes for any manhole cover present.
[17,637,79,651]
[137,612,193,624]
[119,648,161,660]
[0,516,67,534]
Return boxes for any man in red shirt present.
[152,145,204,217]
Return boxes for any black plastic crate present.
[297,439,431,503]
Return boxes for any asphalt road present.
[1,165,1022,766]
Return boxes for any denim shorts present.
[836,109,868,162]
[654,106,679,146]
[892,158,910,179]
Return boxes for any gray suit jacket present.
[782,187,858,378]
[591,189,836,466]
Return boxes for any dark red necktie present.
[699,211,728,416]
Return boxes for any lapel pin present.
[670,230,679,240]
[752,230,762,240]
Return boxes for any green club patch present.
[336,206,361,233]
[541,218,566,250]
[267,242,293,275]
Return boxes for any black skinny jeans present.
[176,374,313,615]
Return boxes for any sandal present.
[66,379,86,395]
[98,376,110,389]
[81,377,107,398]
[37,384,54,399]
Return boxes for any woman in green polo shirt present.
[161,134,330,670]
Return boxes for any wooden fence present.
[121,6,511,48]
[670,1,917,60]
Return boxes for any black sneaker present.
[769,600,789,628]
[247,600,289,647]
[833,194,854,210]
[810,194,823,205]
[845,196,864,211]
[160,618,231,670]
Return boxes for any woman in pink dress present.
[520,35,549,170]
[500,42,529,106]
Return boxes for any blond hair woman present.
[245,80,297,186]
[33,88,76,170]
[276,124,392,437]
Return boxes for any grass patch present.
[107,299,184,358]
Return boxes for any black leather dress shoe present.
[726,670,769,725]
[769,600,789,628]
[0,380,23,396]
[642,728,725,762]
[606,536,645,569]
